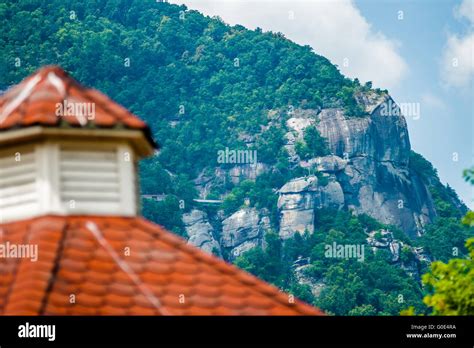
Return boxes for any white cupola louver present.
[0,148,38,222]
[0,141,137,224]
[59,147,121,211]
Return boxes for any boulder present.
[303,155,347,173]
[221,208,261,248]
[389,241,401,262]
[230,239,261,259]
[278,176,319,239]
[221,208,270,259]
[183,209,221,256]
[319,180,344,209]
[279,209,315,239]
[279,176,318,194]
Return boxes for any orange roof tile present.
[0,66,156,147]
[0,215,323,316]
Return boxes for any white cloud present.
[441,0,474,88]
[455,0,474,24]
[441,33,474,88]
[420,92,447,110]
[170,0,407,89]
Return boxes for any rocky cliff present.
[276,93,437,239]
[312,94,436,239]
[183,92,460,259]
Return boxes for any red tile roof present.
[0,215,322,315]
[0,66,155,147]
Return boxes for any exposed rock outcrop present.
[313,97,436,237]
[221,208,270,259]
[319,180,345,209]
[285,109,318,163]
[194,163,270,198]
[293,263,326,298]
[277,174,345,239]
[366,228,431,279]
[227,163,269,185]
[183,209,221,256]
[280,99,436,238]
[278,176,318,239]
[185,94,461,266]
[301,154,348,173]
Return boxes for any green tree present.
[295,126,329,160]
[419,168,474,315]
[419,217,472,262]
[141,195,186,236]
[348,304,377,316]
[462,168,474,227]
[422,238,474,315]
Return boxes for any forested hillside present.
[1,0,472,315]
[0,0,372,233]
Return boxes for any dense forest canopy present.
[0,0,365,176]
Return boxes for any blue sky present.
[356,0,473,208]
[171,0,473,208]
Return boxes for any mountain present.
[1,0,472,315]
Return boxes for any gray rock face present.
[313,98,436,237]
[279,175,319,194]
[319,180,345,209]
[221,208,260,247]
[221,208,270,259]
[195,163,270,198]
[229,239,261,259]
[278,176,318,239]
[276,97,436,238]
[340,155,434,237]
[316,99,410,165]
[277,174,346,239]
[227,163,269,185]
[285,109,318,163]
[413,246,431,263]
[389,241,401,263]
[286,112,317,138]
[303,155,348,173]
[183,209,221,256]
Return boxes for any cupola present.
[0,66,156,223]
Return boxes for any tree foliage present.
[422,238,474,315]
[405,168,474,316]
[419,169,474,315]
[295,126,330,160]
[236,209,427,315]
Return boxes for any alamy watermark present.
[379,99,420,120]
[55,99,95,121]
[217,147,257,164]
[0,242,38,262]
[324,242,365,262]
[18,322,55,341]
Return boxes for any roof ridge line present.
[85,221,170,315]
[38,217,70,315]
[0,74,42,125]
